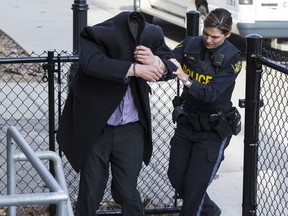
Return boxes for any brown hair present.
[204,8,232,35]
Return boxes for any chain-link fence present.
[0,50,78,215]
[242,35,288,216]
[0,49,181,215]
[257,50,288,216]
[1,35,288,216]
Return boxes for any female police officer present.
[134,7,242,215]
[168,8,242,216]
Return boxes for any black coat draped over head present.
[56,11,176,172]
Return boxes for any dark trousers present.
[76,122,144,216]
[168,123,231,216]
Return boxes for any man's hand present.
[134,45,161,67]
[134,63,164,82]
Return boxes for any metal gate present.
[242,34,288,216]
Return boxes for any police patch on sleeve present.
[231,60,242,74]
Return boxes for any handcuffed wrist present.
[154,56,162,67]
[133,63,138,77]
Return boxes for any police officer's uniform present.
[168,36,242,216]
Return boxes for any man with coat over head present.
[56,11,176,216]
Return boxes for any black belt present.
[106,121,140,128]
[177,112,219,131]
[172,106,222,131]
[177,107,240,138]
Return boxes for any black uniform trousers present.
[168,123,231,216]
[76,121,144,216]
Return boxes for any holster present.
[226,107,241,135]
[172,96,184,108]
[214,111,233,139]
[172,106,186,124]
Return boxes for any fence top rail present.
[253,54,288,75]
[0,56,47,64]
[56,55,79,63]
[0,55,79,64]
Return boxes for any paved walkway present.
[0,0,133,54]
[0,1,245,215]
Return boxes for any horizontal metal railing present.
[1,126,74,216]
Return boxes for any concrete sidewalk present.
[0,0,73,54]
[0,1,245,215]
[0,0,133,54]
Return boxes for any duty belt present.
[186,112,219,131]
[172,106,220,131]
[173,106,241,138]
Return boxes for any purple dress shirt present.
[107,85,139,126]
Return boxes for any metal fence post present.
[69,1,88,90]
[181,10,199,98]
[242,34,263,216]
[72,0,88,54]
[47,51,56,172]
[47,50,57,216]
[175,10,199,99]
[186,10,200,37]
